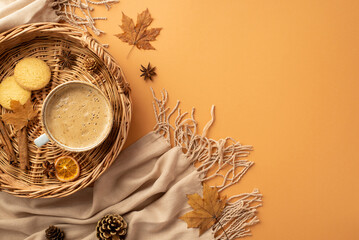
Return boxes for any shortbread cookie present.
[14,57,51,90]
[0,76,31,109]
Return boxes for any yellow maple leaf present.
[2,99,37,132]
[179,183,226,236]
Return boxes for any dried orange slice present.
[54,156,80,182]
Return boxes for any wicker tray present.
[0,23,131,198]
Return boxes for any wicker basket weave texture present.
[0,23,131,198]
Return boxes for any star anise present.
[140,63,156,81]
[58,50,77,69]
[42,160,56,178]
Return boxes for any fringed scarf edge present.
[151,89,262,240]
[49,0,119,36]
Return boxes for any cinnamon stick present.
[18,127,29,172]
[0,120,16,164]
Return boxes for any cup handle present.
[34,134,49,147]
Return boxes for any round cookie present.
[0,76,31,110]
[14,57,51,91]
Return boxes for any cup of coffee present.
[35,81,114,152]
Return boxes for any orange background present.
[92,1,359,239]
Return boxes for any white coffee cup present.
[34,81,113,152]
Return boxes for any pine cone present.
[83,57,97,72]
[45,225,65,240]
[96,214,128,240]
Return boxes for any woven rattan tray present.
[0,23,131,198]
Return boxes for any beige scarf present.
[0,0,59,32]
[0,132,213,239]
[0,0,118,34]
[0,91,261,239]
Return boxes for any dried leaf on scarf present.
[115,9,162,50]
[179,183,226,236]
[2,100,37,131]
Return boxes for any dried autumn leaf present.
[115,8,162,50]
[2,100,37,131]
[179,184,226,236]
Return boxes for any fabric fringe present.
[50,0,119,35]
[151,89,262,239]
[214,189,262,239]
